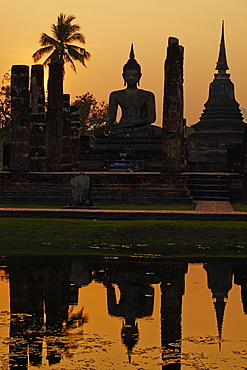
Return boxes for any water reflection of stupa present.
[204,262,233,346]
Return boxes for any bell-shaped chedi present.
[187,21,246,172]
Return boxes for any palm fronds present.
[32,13,90,72]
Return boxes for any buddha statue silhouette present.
[95,44,161,138]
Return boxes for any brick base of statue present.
[83,135,163,172]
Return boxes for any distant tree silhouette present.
[73,92,108,138]
[0,72,11,129]
[32,13,90,73]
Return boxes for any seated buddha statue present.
[95,45,161,139]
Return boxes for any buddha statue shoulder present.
[95,45,161,139]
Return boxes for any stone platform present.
[79,136,163,172]
[0,171,244,206]
[0,171,191,206]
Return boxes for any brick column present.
[46,59,63,171]
[71,106,81,170]
[30,64,46,171]
[61,94,73,171]
[162,37,185,174]
[10,65,30,172]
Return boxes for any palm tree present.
[32,13,90,72]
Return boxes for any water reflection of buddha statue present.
[95,45,161,139]
[103,275,154,362]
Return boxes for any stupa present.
[186,21,246,172]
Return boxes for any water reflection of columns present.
[44,259,92,365]
[9,261,44,369]
[160,262,188,369]
[7,258,92,368]
[27,265,45,366]
[45,263,71,365]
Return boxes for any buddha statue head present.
[122,44,142,86]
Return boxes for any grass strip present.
[1,218,247,257]
[232,203,247,212]
[0,204,195,210]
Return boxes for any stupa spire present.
[216,20,229,73]
[214,298,226,350]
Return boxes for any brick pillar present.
[71,106,81,170]
[10,65,30,172]
[61,94,73,171]
[162,37,185,174]
[46,59,63,171]
[30,64,46,171]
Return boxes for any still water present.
[0,256,246,369]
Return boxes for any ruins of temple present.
[186,22,246,172]
[0,24,247,205]
[0,38,191,205]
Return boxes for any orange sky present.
[1,0,247,126]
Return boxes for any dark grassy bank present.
[1,218,247,258]
[233,203,247,212]
[0,204,195,210]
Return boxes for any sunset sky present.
[1,0,247,126]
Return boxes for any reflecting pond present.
[0,256,247,369]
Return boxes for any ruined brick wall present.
[30,65,46,171]
[163,37,185,174]
[45,59,64,171]
[71,107,81,170]
[61,94,73,171]
[10,65,30,172]
[0,172,191,206]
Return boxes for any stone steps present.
[187,173,230,201]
